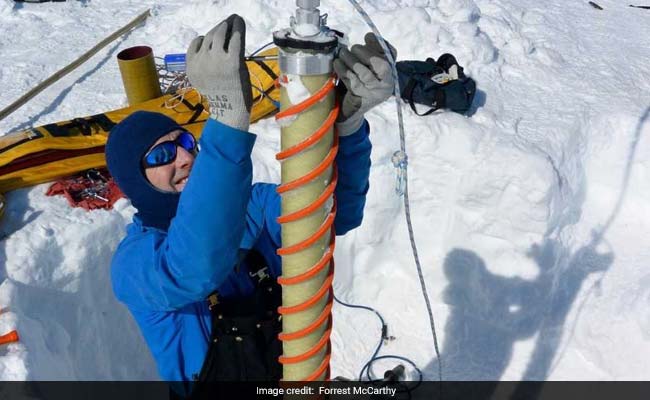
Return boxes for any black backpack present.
[397,54,476,115]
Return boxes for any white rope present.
[346,0,444,385]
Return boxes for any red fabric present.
[46,169,124,211]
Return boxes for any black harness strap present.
[180,99,206,125]
[253,60,278,82]
[188,250,282,399]
[250,62,279,107]
[252,84,279,106]
[403,78,445,116]
[42,113,116,137]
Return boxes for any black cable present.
[249,41,274,56]
[333,294,423,395]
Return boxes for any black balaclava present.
[105,111,185,231]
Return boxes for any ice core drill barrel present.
[273,0,340,381]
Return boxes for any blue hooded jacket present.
[109,117,371,390]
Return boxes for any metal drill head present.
[297,0,320,10]
[273,0,338,75]
[293,0,322,32]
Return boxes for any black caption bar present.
[1,381,649,400]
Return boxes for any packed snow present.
[1,0,649,383]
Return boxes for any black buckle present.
[207,293,219,310]
[248,266,270,284]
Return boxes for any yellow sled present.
[0,48,280,194]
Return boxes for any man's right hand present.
[187,14,253,132]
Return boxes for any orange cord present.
[0,330,19,346]
[275,138,339,195]
[275,76,338,381]
[277,169,338,224]
[275,78,336,120]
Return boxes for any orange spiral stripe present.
[276,77,336,120]
[275,75,338,381]
[277,234,335,286]
[279,327,332,364]
[276,105,340,160]
[304,354,331,381]
[278,274,334,315]
[275,138,339,194]
[276,209,335,256]
[277,169,338,224]
[278,301,334,341]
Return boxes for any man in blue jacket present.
[106,14,395,398]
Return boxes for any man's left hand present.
[333,33,397,136]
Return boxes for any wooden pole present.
[0,9,151,123]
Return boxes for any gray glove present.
[187,14,253,131]
[333,33,397,136]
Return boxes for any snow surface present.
[1,0,650,382]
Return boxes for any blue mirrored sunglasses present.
[142,131,197,168]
